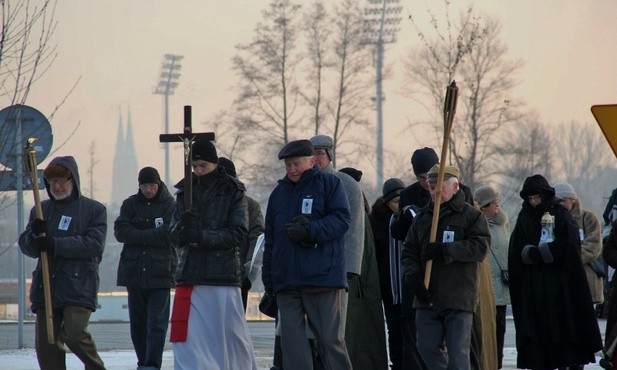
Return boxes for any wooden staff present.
[424,81,458,288]
[23,138,55,344]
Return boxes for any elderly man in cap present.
[263,139,352,370]
[401,164,490,370]
[169,139,257,369]
[19,156,107,370]
[114,166,176,370]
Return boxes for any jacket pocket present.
[150,253,173,279]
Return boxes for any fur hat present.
[339,167,363,183]
[382,178,405,203]
[519,174,555,200]
[411,147,439,175]
[43,164,71,180]
[474,185,498,207]
[554,182,577,200]
[192,139,218,164]
[218,157,237,178]
[427,164,459,182]
[309,135,334,161]
[138,167,161,185]
[278,140,314,159]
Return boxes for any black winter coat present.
[19,156,107,312]
[171,168,248,286]
[114,183,177,289]
[509,197,602,368]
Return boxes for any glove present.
[401,205,419,222]
[522,244,542,264]
[421,242,444,262]
[286,215,311,242]
[31,218,47,236]
[181,227,201,245]
[35,236,55,255]
[411,275,431,304]
[180,211,201,229]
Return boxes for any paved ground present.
[0,319,607,369]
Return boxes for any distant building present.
[110,108,138,210]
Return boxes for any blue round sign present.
[0,104,53,169]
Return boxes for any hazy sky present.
[22,0,617,203]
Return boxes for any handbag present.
[589,255,607,279]
[489,246,509,285]
[259,291,277,318]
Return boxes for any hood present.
[519,174,555,201]
[44,156,81,200]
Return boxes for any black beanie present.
[192,140,218,164]
[218,157,237,178]
[339,167,363,183]
[138,167,161,185]
[411,147,439,175]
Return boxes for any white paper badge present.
[59,215,72,231]
[442,230,455,243]
[155,217,164,228]
[579,228,584,241]
[301,198,313,215]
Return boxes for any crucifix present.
[159,105,215,211]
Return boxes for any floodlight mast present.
[363,0,401,188]
[153,54,183,186]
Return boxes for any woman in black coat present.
[509,175,602,370]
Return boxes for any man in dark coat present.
[19,156,107,370]
[114,166,176,369]
[509,174,602,369]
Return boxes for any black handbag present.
[259,292,277,318]
[490,246,509,285]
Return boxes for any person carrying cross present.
[169,139,257,369]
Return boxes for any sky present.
[18,0,617,203]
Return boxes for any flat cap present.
[427,163,460,182]
[278,140,314,159]
[309,134,333,149]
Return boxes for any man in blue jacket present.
[19,156,107,370]
[263,139,352,370]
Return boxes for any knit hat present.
[474,185,498,207]
[278,140,314,159]
[411,147,439,175]
[427,164,459,182]
[339,167,363,183]
[309,135,334,161]
[554,182,577,200]
[138,166,161,185]
[519,174,555,200]
[192,139,218,164]
[43,164,71,180]
[217,157,237,178]
[382,178,405,203]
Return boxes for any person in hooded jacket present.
[19,156,107,370]
[508,174,602,370]
[114,166,176,370]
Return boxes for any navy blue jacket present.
[263,166,351,293]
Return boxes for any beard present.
[51,190,71,200]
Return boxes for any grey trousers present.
[278,288,352,370]
[35,306,106,370]
[416,308,473,370]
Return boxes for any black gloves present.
[421,242,444,262]
[286,215,315,248]
[31,218,47,236]
[35,236,55,255]
[410,274,431,304]
[401,205,419,222]
[180,211,202,245]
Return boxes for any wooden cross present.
[159,105,215,211]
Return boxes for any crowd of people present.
[17,137,617,370]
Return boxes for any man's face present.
[48,177,74,200]
[192,160,217,176]
[140,183,159,199]
[312,148,330,170]
[429,178,459,204]
[416,173,429,190]
[284,156,315,183]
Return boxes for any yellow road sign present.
[591,104,617,157]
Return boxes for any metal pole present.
[164,93,170,186]
[375,39,384,189]
[16,107,25,348]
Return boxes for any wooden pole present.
[23,138,54,344]
[424,81,458,289]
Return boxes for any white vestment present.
[172,285,258,370]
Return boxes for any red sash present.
[169,285,193,342]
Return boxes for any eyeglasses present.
[48,177,72,185]
[313,150,328,157]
